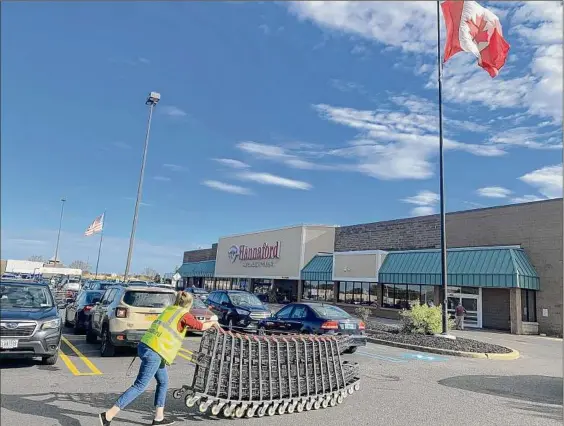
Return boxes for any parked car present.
[206,290,270,332]
[185,286,209,301]
[258,302,366,353]
[82,281,115,291]
[188,297,218,332]
[0,279,64,365]
[87,285,176,356]
[64,290,104,333]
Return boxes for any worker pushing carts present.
[173,327,361,418]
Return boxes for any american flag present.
[84,213,104,236]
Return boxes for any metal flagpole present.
[436,0,449,335]
[94,211,106,279]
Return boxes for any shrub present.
[354,306,371,323]
[400,304,454,335]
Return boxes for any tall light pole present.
[54,198,66,265]
[123,92,161,281]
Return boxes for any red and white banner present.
[441,0,510,77]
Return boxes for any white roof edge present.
[218,224,338,239]
[389,245,522,254]
[334,250,389,255]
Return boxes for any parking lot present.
[1,325,562,426]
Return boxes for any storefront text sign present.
[228,241,281,268]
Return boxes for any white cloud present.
[160,106,188,117]
[237,141,331,170]
[315,102,504,180]
[236,171,312,190]
[330,79,367,95]
[163,164,187,172]
[519,164,563,199]
[488,126,562,150]
[288,1,437,53]
[402,190,439,216]
[510,195,545,204]
[476,186,512,198]
[153,176,171,182]
[202,180,252,195]
[213,158,250,169]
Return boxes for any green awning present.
[378,246,540,290]
[178,260,215,278]
[301,255,333,281]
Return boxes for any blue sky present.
[1,1,562,274]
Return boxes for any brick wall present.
[335,199,563,336]
[183,243,218,263]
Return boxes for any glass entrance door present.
[446,287,482,328]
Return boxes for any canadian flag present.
[441,0,510,77]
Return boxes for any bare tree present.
[69,260,91,272]
[28,255,45,262]
[142,267,158,278]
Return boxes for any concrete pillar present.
[376,284,383,307]
[333,281,340,304]
[297,280,303,302]
[510,288,523,334]
[433,286,441,306]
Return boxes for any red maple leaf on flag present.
[466,14,490,44]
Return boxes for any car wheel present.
[41,352,59,365]
[100,327,115,357]
[86,324,98,343]
[344,346,358,354]
[73,315,82,334]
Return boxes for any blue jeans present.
[115,343,169,409]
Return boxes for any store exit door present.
[447,287,482,328]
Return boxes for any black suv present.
[0,279,64,365]
[206,290,271,332]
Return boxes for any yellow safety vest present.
[141,305,190,365]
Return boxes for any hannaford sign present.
[228,241,281,268]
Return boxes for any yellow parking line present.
[59,350,81,376]
[179,347,194,355]
[61,336,102,375]
[177,352,193,362]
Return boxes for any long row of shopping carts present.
[173,327,360,418]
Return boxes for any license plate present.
[342,323,356,330]
[1,339,18,349]
[146,314,158,321]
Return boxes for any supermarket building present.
[179,199,563,336]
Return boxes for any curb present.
[365,336,520,360]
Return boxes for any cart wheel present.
[305,400,314,411]
[257,405,267,417]
[211,403,223,416]
[337,394,344,404]
[296,402,304,413]
[172,389,183,399]
[321,399,329,409]
[198,402,209,413]
[287,402,296,414]
[267,405,277,416]
[330,397,337,407]
[235,406,246,418]
[348,387,354,395]
[246,407,257,418]
[313,400,321,410]
[277,403,287,415]
[185,395,198,408]
[223,405,234,418]
[354,383,360,391]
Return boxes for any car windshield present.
[96,282,114,290]
[122,291,175,308]
[0,283,53,308]
[84,292,103,304]
[228,292,263,308]
[192,298,207,309]
[311,305,351,319]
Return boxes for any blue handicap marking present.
[356,351,407,363]
[400,352,448,362]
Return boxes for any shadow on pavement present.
[504,400,563,422]
[0,391,218,426]
[438,375,563,406]
[0,358,62,372]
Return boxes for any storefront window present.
[303,281,335,302]
[204,278,215,291]
[420,285,434,305]
[335,281,377,305]
[338,282,347,303]
[407,285,421,308]
[521,289,537,322]
[380,284,441,310]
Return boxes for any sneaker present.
[151,419,175,426]
[99,413,111,426]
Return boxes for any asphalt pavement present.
[1,324,562,426]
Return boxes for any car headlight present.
[41,317,61,330]
[210,315,218,321]
[236,309,249,316]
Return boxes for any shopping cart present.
[172,327,361,418]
